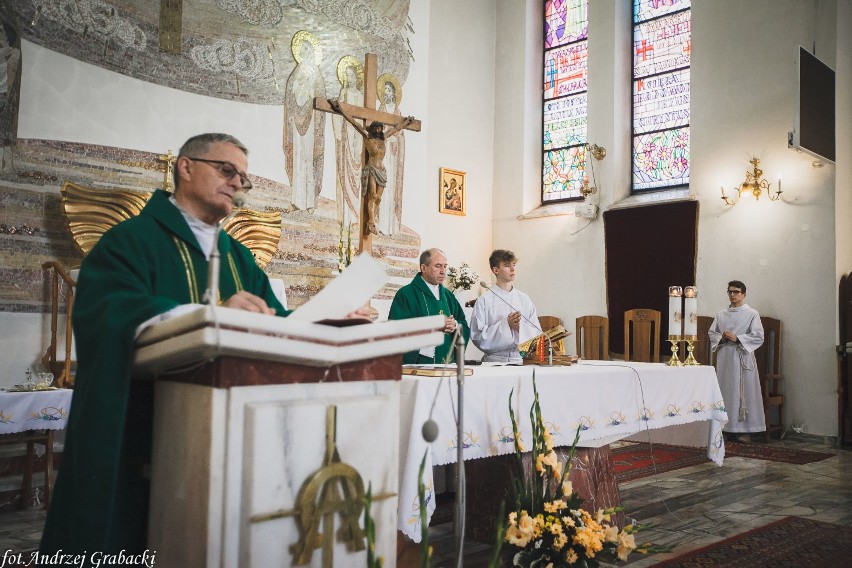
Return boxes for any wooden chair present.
[0,429,55,510]
[755,316,784,441]
[624,309,661,363]
[42,261,77,388]
[693,315,716,366]
[575,315,609,360]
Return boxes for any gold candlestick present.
[682,335,699,366]
[666,335,682,366]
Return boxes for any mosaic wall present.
[0,1,422,315]
[0,139,420,313]
[0,1,412,105]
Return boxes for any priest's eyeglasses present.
[187,158,253,190]
[726,289,743,295]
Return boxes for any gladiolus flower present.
[617,531,636,561]
[518,511,535,536]
[505,524,531,547]
[541,449,558,470]
[562,479,573,497]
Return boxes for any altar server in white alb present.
[471,249,540,364]
[708,280,765,443]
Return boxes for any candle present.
[668,286,682,338]
[683,286,698,336]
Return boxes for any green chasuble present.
[41,190,290,557]
[388,273,469,364]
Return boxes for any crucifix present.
[314,53,421,256]
[157,149,177,192]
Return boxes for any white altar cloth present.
[397,361,728,540]
[0,389,73,434]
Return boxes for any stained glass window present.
[632,0,691,192]
[543,146,587,201]
[543,0,588,203]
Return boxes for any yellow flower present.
[561,479,573,497]
[549,521,563,536]
[565,548,578,564]
[505,524,532,548]
[544,499,566,513]
[553,463,563,482]
[562,515,575,528]
[595,508,612,524]
[617,531,636,561]
[541,449,558,471]
[543,427,553,451]
[553,531,568,550]
[535,454,545,473]
[574,526,604,557]
[605,525,619,543]
[508,511,517,526]
[518,511,535,536]
[532,514,545,537]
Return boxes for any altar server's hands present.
[507,311,521,332]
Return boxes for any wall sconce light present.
[721,157,782,206]
[580,143,606,199]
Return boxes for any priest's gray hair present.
[419,248,445,267]
[173,133,249,190]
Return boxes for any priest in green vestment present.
[40,134,291,557]
[388,248,469,363]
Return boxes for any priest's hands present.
[344,305,374,321]
[444,315,458,334]
[222,291,275,315]
[507,311,521,332]
[722,330,738,343]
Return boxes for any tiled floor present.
[599,434,852,567]
[2,434,850,567]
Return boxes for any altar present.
[397,361,728,540]
[134,306,445,568]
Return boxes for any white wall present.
[422,0,497,286]
[490,0,847,437]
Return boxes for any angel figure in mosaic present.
[283,31,326,212]
[376,73,406,235]
[0,25,21,172]
[332,56,365,227]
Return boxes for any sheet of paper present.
[286,253,387,322]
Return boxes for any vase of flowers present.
[447,262,479,304]
[494,376,666,567]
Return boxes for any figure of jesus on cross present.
[314,53,421,254]
[329,99,414,236]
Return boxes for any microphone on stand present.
[203,191,247,305]
[479,281,553,366]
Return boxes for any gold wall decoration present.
[61,181,150,257]
[222,208,281,269]
[60,181,281,269]
[158,0,183,55]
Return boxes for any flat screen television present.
[788,46,835,163]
